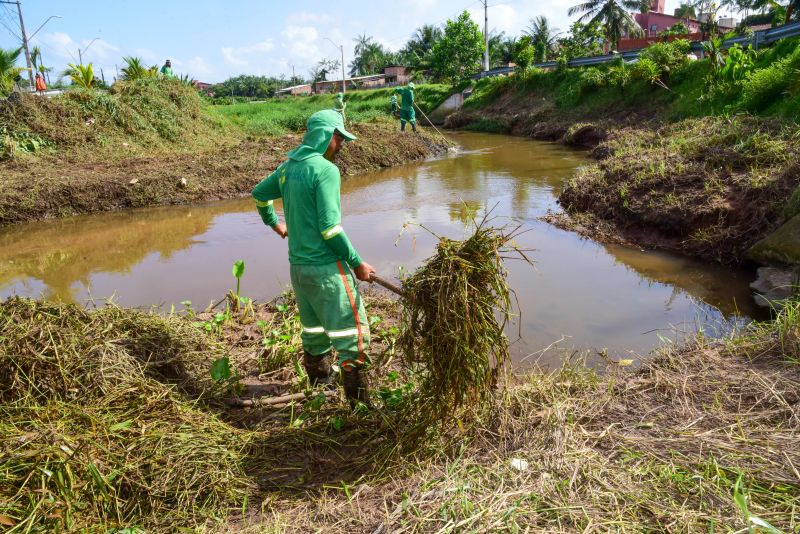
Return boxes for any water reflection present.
[0,132,762,366]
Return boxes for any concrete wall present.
[427,92,465,125]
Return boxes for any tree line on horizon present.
[1,0,796,99]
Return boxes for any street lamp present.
[28,15,61,40]
[324,37,346,97]
[78,37,100,65]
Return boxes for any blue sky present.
[0,0,700,83]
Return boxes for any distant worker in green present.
[251,110,375,406]
[389,94,399,117]
[394,82,416,132]
[160,59,176,79]
[334,92,346,113]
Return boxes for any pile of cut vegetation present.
[0,297,252,532]
[394,220,531,444]
[0,78,212,159]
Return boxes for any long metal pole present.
[483,0,489,71]
[5,0,35,90]
[340,45,345,96]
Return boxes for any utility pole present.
[0,0,35,90]
[339,45,345,96]
[324,38,346,97]
[482,0,489,72]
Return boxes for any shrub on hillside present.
[740,47,800,112]
[634,39,691,87]
[0,78,206,148]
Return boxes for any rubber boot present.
[401,121,406,132]
[303,350,336,388]
[411,122,417,133]
[342,367,371,408]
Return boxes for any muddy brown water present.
[0,132,766,368]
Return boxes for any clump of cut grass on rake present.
[0,297,253,532]
[396,217,532,442]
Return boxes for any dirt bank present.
[445,84,800,266]
[0,122,448,226]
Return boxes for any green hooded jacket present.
[394,83,415,111]
[251,110,363,268]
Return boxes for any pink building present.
[634,0,701,37]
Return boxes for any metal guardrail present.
[472,20,800,79]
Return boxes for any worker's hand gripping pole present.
[368,274,404,297]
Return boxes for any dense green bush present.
[740,47,800,111]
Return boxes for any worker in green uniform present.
[389,94,399,117]
[252,109,375,406]
[334,92,346,114]
[160,59,176,79]
[394,82,416,132]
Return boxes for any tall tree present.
[674,2,698,19]
[310,58,341,82]
[349,35,390,76]
[787,0,798,22]
[430,11,485,82]
[402,24,443,59]
[525,16,561,63]
[0,47,24,96]
[568,0,645,50]
[490,34,518,67]
[558,21,606,59]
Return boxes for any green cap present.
[286,109,356,161]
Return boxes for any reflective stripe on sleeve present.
[302,325,325,334]
[321,224,343,240]
[255,199,273,208]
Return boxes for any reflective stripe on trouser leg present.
[289,262,370,368]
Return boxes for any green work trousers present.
[290,261,370,370]
[400,108,416,127]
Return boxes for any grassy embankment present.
[1,290,798,532]
[0,82,453,226]
[449,37,800,265]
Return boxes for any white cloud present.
[221,39,274,68]
[286,12,335,25]
[221,46,248,67]
[132,47,159,63]
[183,56,214,79]
[407,0,438,13]
[281,25,320,59]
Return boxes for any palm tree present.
[787,0,798,22]
[401,24,443,67]
[525,16,561,63]
[490,34,517,67]
[120,56,158,81]
[674,2,697,19]
[0,47,24,96]
[64,63,94,89]
[568,0,645,50]
[350,35,388,76]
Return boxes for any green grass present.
[463,37,800,123]
[210,84,454,137]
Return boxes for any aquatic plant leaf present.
[210,356,231,382]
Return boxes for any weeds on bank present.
[209,84,452,137]
[561,115,800,263]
